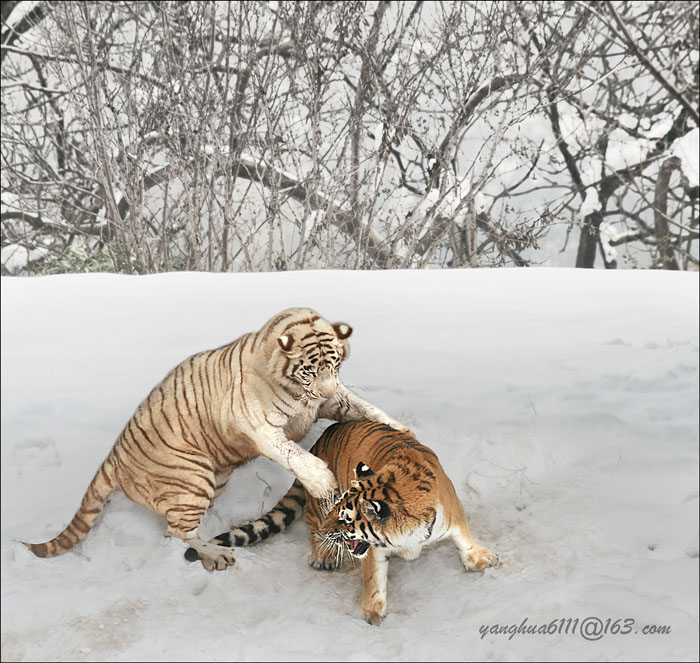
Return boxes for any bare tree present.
[515,0,698,269]
[2,1,697,274]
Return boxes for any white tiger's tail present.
[184,480,306,561]
[23,457,117,558]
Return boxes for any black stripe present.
[239,524,258,544]
[258,515,281,540]
[365,519,380,541]
[157,386,175,433]
[274,504,299,526]
[214,532,231,546]
[287,493,306,507]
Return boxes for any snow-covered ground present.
[1,268,698,662]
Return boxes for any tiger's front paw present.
[380,417,413,435]
[462,545,498,572]
[308,554,341,571]
[301,459,338,499]
[360,600,386,626]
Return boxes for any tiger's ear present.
[277,334,294,352]
[354,462,374,479]
[332,322,353,340]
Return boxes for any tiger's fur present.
[23,308,408,571]
[209,420,498,623]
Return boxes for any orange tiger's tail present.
[23,457,117,558]
[184,479,307,562]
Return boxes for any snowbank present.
[1,268,698,661]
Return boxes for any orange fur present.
[305,420,498,624]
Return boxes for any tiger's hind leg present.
[167,510,236,572]
[452,528,498,572]
[449,503,498,572]
[142,456,236,572]
[212,468,234,500]
[179,527,236,571]
[182,467,237,569]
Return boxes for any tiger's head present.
[264,308,353,400]
[319,461,433,559]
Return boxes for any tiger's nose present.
[317,369,337,399]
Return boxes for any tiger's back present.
[109,338,259,515]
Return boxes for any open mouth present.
[346,540,371,557]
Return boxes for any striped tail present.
[185,480,306,561]
[22,458,117,558]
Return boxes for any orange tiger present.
[23,308,408,571]
[207,420,498,623]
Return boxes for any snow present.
[605,128,651,172]
[643,113,675,141]
[411,38,437,60]
[0,244,48,275]
[1,269,698,662]
[599,222,620,263]
[474,191,486,214]
[2,2,39,32]
[672,128,699,188]
[371,123,384,152]
[0,245,30,274]
[408,173,475,229]
[580,188,602,218]
[618,113,637,131]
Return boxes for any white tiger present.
[23,307,408,571]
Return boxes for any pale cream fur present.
[24,308,407,571]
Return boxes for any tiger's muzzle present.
[346,540,371,557]
[315,369,338,399]
[323,530,372,558]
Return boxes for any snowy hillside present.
[1,268,698,662]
